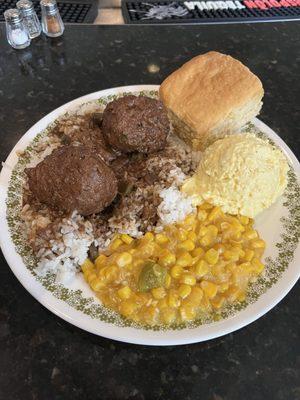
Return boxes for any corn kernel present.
[251,239,266,249]
[226,286,242,302]
[220,222,231,231]
[239,262,252,273]
[238,249,246,258]
[239,215,249,225]
[119,300,138,317]
[87,272,97,284]
[219,282,229,293]
[232,246,246,257]
[201,281,218,298]
[188,286,203,305]
[237,292,246,302]
[95,254,107,269]
[178,284,192,299]
[180,274,196,286]
[83,269,92,280]
[115,252,133,267]
[170,265,184,280]
[117,286,132,300]
[208,206,222,222]
[164,273,171,289]
[211,295,225,309]
[109,238,123,251]
[161,308,176,324]
[207,225,218,237]
[178,239,195,251]
[194,259,209,278]
[244,229,258,240]
[180,305,196,321]
[151,287,166,300]
[104,265,119,282]
[144,232,154,241]
[204,248,219,265]
[192,247,204,258]
[231,220,245,233]
[223,250,239,261]
[200,234,214,247]
[188,231,197,242]
[81,258,94,273]
[176,229,188,241]
[90,278,105,291]
[133,259,144,268]
[191,256,201,266]
[159,250,176,267]
[155,233,169,245]
[199,226,208,237]
[184,214,196,227]
[167,291,181,308]
[214,244,226,254]
[144,305,158,325]
[177,252,193,267]
[199,295,211,311]
[211,264,225,277]
[243,249,255,262]
[136,241,157,259]
[157,298,168,309]
[252,258,265,274]
[120,234,133,244]
[232,232,242,241]
[226,262,237,274]
[197,209,208,221]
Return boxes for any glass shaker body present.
[4,9,31,50]
[17,0,41,39]
[40,0,64,38]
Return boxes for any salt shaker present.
[40,0,64,38]
[4,9,31,50]
[17,0,41,39]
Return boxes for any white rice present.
[158,186,196,225]
[35,212,94,284]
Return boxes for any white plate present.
[0,85,300,346]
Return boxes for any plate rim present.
[0,84,299,346]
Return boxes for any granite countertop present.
[0,23,299,400]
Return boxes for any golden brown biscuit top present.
[159,51,264,133]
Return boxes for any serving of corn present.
[82,203,266,326]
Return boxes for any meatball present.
[26,145,118,216]
[102,95,170,154]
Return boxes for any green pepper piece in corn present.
[138,260,167,292]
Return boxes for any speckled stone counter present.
[0,23,299,400]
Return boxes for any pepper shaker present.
[4,9,31,50]
[40,0,64,38]
[17,0,41,39]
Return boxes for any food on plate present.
[159,51,264,150]
[26,145,118,216]
[181,134,289,218]
[52,112,117,164]
[82,203,265,325]
[22,109,199,284]
[17,53,290,326]
[102,95,170,153]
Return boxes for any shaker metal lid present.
[40,0,58,14]
[4,8,22,23]
[16,0,34,15]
